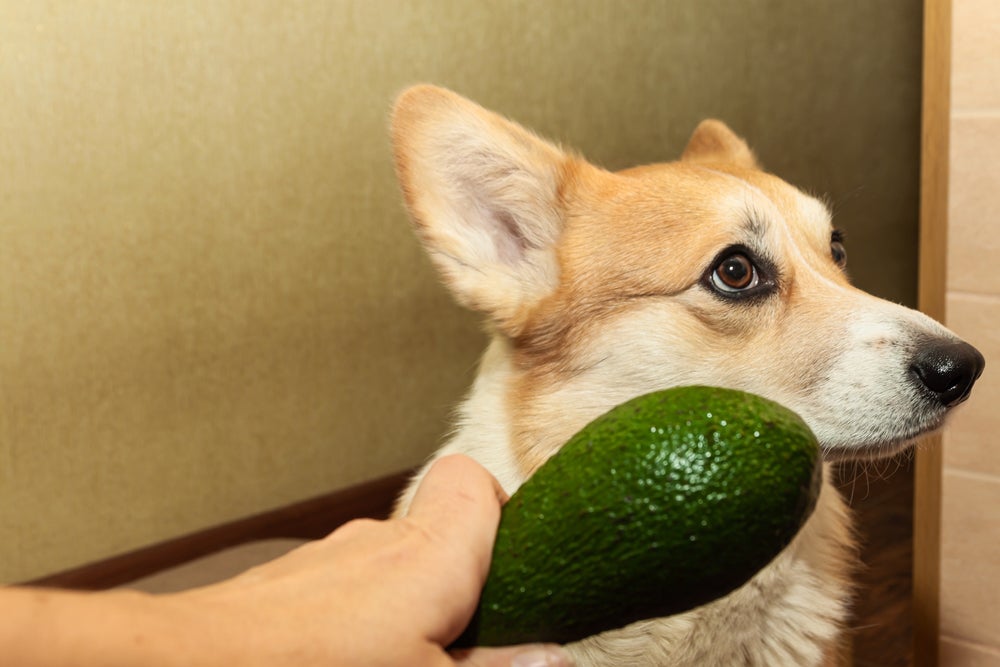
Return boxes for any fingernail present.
[511,645,571,667]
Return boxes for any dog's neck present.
[445,333,666,492]
[441,336,529,495]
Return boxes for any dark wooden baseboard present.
[25,469,413,590]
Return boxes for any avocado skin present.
[455,385,822,647]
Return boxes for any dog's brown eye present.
[712,253,758,292]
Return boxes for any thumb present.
[452,643,572,667]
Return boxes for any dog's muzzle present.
[910,340,985,407]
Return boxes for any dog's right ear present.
[391,85,569,336]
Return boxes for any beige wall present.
[940,0,1000,663]
[0,1,921,583]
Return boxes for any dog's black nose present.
[911,340,985,407]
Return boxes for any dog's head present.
[391,85,983,467]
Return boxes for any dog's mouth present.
[817,410,948,462]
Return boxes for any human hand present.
[177,454,572,667]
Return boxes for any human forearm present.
[0,586,221,667]
[0,457,570,667]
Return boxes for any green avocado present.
[455,385,822,647]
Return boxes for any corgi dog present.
[389,85,984,666]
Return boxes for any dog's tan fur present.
[389,85,975,666]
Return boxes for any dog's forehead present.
[589,161,827,233]
[735,169,833,244]
[666,164,833,242]
[558,162,833,295]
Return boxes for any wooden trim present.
[24,469,413,591]
[914,0,952,664]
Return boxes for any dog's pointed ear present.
[391,85,569,335]
[681,119,758,169]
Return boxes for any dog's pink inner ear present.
[390,85,568,332]
[486,206,532,265]
[681,119,759,170]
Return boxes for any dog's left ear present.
[391,85,572,335]
[681,119,758,169]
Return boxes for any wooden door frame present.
[914,0,952,665]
